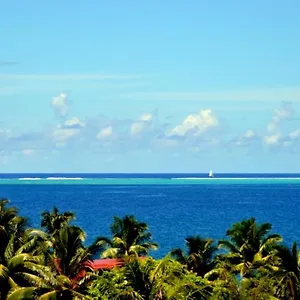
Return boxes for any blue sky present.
[1,0,300,172]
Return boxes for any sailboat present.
[208,170,214,178]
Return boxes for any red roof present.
[89,257,147,270]
[91,258,125,270]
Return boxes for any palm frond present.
[7,287,36,300]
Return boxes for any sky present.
[1,0,300,173]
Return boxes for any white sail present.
[208,170,214,177]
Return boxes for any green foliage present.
[272,242,300,299]
[239,276,277,300]
[218,217,282,278]
[171,236,217,277]
[1,199,300,300]
[96,215,158,258]
[41,206,75,235]
[89,257,211,300]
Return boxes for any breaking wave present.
[18,177,42,180]
[46,177,83,180]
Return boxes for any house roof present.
[90,258,125,270]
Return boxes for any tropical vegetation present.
[0,198,299,299]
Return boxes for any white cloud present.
[130,123,145,135]
[168,109,219,137]
[235,129,259,146]
[267,102,293,133]
[51,93,68,117]
[139,113,153,122]
[52,117,85,145]
[52,128,80,144]
[289,128,300,140]
[97,126,113,140]
[264,134,280,146]
[262,103,296,149]
[244,129,256,139]
[59,117,85,129]
[130,113,153,136]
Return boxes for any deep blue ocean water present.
[0,173,300,257]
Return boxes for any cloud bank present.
[1,93,300,168]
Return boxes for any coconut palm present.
[171,236,217,277]
[9,225,97,300]
[50,226,94,278]
[0,199,28,260]
[218,218,282,278]
[41,206,75,235]
[97,215,158,258]
[0,231,52,299]
[0,199,20,228]
[0,199,40,298]
[6,273,92,300]
[273,242,300,299]
[4,217,98,299]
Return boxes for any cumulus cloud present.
[278,128,300,151]
[52,117,85,145]
[168,109,219,137]
[234,129,259,147]
[244,129,256,139]
[263,102,295,148]
[97,126,113,140]
[58,117,85,129]
[264,134,280,146]
[130,113,153,136]
[267,102,293,133]
[51,93,68,117]
[289,128,300,140]
[52,129,80,146]
[3,92,300,164]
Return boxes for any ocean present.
[0,173,300,257]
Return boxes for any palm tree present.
[0,230,51,299]
[11,226,97,300]
[3,208,97,299]
[273,242,300,299]
[171,236,217,277]
[41,206,75,235]
[50,226,95,279]
[0,199,28,261]
[0,199,40,298]
[218,218,282,278]
[0,199,20,227]
[97,215,158,258]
